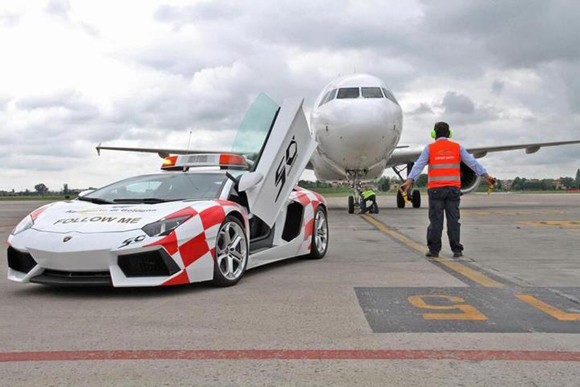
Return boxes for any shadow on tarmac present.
[8,255,315,300]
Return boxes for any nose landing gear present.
[348,195,356,214]
[347,170,365,214]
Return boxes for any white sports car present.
[7,96,329,287]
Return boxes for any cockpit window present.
[319,88,338,107]
[361,87,384,98]
[337,87,360,99]
[382,88,400,105]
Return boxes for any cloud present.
[441,92,475,114]
[154,3,239,25]
[492,80,504,95]
[420,0,580,67]
[0,12,20,27]
[1,0,580,190]
[153,0,421,50]
[16,90,92,111]
[45,0,71,20]
[405,91,500,127]
[408,103,434,116]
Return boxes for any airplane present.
[97,73,580,214]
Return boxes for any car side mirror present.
[238,172,263,192]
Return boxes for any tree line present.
[300,168,580,192]
[2,169,579,197]
[0,183,87,198]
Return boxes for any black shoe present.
[425,251,439,258]
[453,251,463,258]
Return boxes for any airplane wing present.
[96,144,236,158]
[97,93,279,161]
[386,145,424,167]
[387,140,580,167]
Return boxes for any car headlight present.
[11,205,51,236]
[141,215,192,237]
[11,215,34,236]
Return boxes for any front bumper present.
[7,229,185,287]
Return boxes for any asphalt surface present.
[1,193,580,386]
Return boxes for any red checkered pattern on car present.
[144,200,248,286]
[291,187,326,254]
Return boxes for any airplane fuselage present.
[310,74,403,181]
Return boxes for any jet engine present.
[460,162,482,194]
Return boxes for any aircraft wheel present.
[396,190,406,208]
[348,196,354,214]
[412,189,421,208]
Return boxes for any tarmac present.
[1,193,579,386]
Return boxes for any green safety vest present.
[361,189,375,199]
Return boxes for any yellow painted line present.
[519,220,580,228]
[361,215,505,288]
[361,214,427,253]
[435,260,505,288]
[516,294,580,321]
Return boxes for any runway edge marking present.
[360,214,505,288]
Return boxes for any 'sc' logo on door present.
[274,136,298,202]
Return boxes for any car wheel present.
[212,216,248,287]
[308,207,329,259]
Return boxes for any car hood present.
[30,200,210,233]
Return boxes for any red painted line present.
[1,349,580,362]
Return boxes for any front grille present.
[30,270,112,286]
[7,247,37,273]
[118,249,180,277]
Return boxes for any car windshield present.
[82,172,228,204]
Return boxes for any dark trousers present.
[360,195,377,214]
[427,187,463,254]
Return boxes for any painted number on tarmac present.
[408,294,487,321]
[355,287,580,333]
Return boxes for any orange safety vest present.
[428,140,461,189]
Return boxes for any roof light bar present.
[161,155,178,169]
[161,153,248,170]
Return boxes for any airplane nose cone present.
[312,100,402,170]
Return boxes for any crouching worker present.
[360,186,378,214]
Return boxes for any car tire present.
[212,216,248,287]
[307,206,329,259]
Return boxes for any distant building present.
[501,179,513,191]
[552,179,565,190]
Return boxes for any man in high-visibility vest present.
[359,186,378,214]
[400,122,495,258]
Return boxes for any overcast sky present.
[1,0,579,191]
